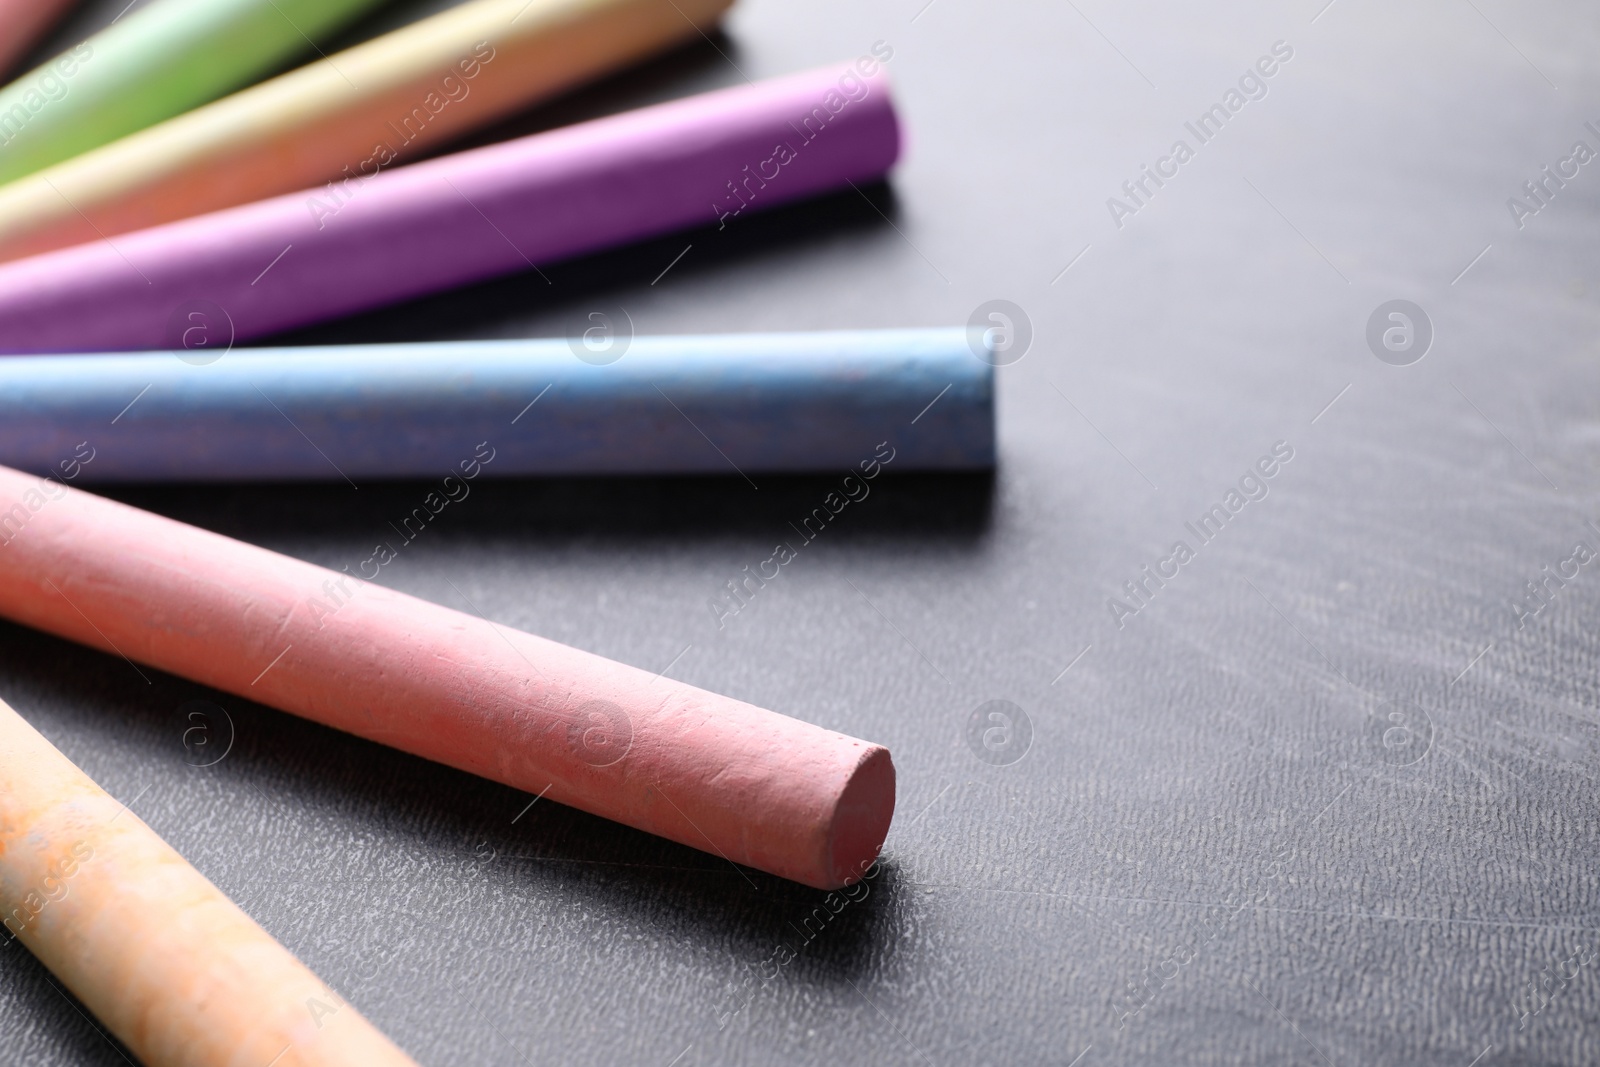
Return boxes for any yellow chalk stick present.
[0,695,419,1067]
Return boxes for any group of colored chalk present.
[0,3,992,1064]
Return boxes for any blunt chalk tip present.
[824,744,896,890]
[0,329,996,480]
[0,462,898,890]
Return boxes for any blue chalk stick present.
[0,329,994,482]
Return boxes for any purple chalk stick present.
[0,62,900,352]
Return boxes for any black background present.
[4,0,1600,1064]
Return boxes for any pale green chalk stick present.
[0,0,391,184]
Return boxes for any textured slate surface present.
[4,0,1600,1064]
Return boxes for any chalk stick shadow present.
[0,621,914,1004]
[97,468,995,550]
[255,176,903,350]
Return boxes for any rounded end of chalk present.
[822,744,895,889]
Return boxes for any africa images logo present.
[1105,40,1294,230]
[965,700,1033,766]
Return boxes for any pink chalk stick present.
[0,465,895,889]
[0,0,74,75]
[0,61,901,352]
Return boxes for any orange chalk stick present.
[0,0,733,263]
[0,695,419,1067]
[0,465,895,890]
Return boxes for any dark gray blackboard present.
[4,0,1599,1064]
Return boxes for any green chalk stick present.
[0,0,391,184]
